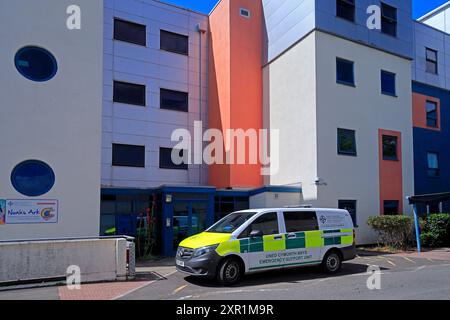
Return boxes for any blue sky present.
[161,0,449,19]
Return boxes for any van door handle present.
[274,235,283,240]
[287,233,296,239]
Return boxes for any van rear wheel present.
[322,251,342,274]
[217,257,242,285]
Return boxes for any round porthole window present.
[14,46,58,82]
[11,160,55,197]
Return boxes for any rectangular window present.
[283,211,318,233]
[336,0,355,22]
[239,212,279,238]
[337,128,357,156]
[160,88,189,112]
[160,30,188,55]
[381,70,396,96]
[381,3,397,37]
[426,48,438,74]
[427,152,440,177]
[426,101,438,128]
[336,58,355,86]
[240,8,251,18]
[383,200,399,215]
[112,144,145,168]
[382,135,398,161]
[114,19,146,46]
[113,81,146,106]
[338,200,357,227]
[159,147,188,170]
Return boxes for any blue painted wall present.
[263,0,413,63]
[412,81,450,213]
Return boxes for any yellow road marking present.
[427,258,434,262]
[172,285,188,295]
[403,256,416,264]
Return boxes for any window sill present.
[336,80,356,88]
[112,164,145,168]
[382,157,399,162]
[338,152,357,157]
[160,107,189,113]
[159,166,188,171]
[113,101,147,107]
[160,48,189,57]
[382,91,397,98]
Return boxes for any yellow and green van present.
[176,208,356,285]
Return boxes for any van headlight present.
[193,244,219,258]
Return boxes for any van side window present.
[283,211,319,232]
[238,212,279,238]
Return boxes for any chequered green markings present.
[239,228,353,253]
[239,237,264,253]
[286,232,306,249]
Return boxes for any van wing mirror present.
[250,230,263,238]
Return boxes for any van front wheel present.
[322,251,342,274]
[217,258,242,285]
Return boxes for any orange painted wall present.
[412,93,441,131]
[209,0,231,188]
[208,0,263,189]
[378,129,403,214]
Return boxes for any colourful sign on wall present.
[5,200,58,224]
[0,200,5,225]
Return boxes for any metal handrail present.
[0,235,135,244]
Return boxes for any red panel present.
[412,93,440,131]
[208,0,263,188]
[379,129,403,214]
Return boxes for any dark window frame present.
[336,57,355,87]
[112,144,146,168]
[238,212,280,238]
[160,88,189,112]
[283,211,319,233]
[240,8,251,18]
[381,70,397,97]
[14,46,58,82]
[426,100,438,128]
[113,80,146,106]
[427,152,440,178]
[426,48,438,75]
[337,128,357,156]
[159,147,188,170]
[338,200,358,227]
[336,0,355,23]
[113,18,147,46]
[10,160,56,197]
[383,200,400,215]
[160,29,189,56]
[382,135,398,161]
[381,2,397,37]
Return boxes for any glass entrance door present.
[172,200,209,251]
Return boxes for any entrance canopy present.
[407,191,450,254]
[407,192,450,205]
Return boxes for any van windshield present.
[207,212,257,234]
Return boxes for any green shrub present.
[420,214,450,248]
[367,215,415,250]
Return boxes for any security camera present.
[314,177,327,186]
